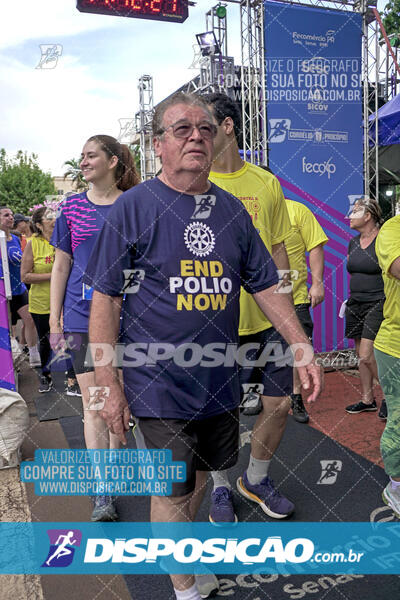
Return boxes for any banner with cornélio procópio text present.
[264,1,363,352]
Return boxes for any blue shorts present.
[238,326,293,400]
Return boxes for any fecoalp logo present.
[302,156,336,179]
[42,529,82,567]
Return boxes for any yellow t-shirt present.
[28,235,55,314]
[374,215,400,358]
[209,162,291,335]
[285,199,328,305]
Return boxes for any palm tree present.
[63,158,87,191]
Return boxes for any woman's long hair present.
[86,135,140,191]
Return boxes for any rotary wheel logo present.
[184,221,216,257]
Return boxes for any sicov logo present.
[302,156,336,179]
[42,529,82,567]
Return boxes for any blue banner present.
[1,522,400,574]
[264,1,363,352]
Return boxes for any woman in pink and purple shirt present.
[50,134,139,521]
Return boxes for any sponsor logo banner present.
[264,1,363,352]
[2,523,400,574]
[264,1,363,215]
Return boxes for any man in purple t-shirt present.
[85,93,322,600]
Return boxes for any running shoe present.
[345,400,377,414]
[382,482,400,519]
[237,472,294,518]
[195,573,219,598]
[66,382,82,397]
[291,393,309,423]
[378,399,387,421]
[209,486,238,525]
[91,495,118,522]
[38,375,53,393]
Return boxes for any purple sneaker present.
[237,472,294,519]
[209,486,238,525]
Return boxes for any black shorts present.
[295,303,314,341]
[63,332,93,375]
[134,409,240,496]
[345,298,384,341]
[238,326,293,401]
[10,291,29,325]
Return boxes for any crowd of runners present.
[0,91,399,600]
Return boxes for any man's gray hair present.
[152,92,212,137]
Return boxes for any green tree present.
[0,149,57,214]
[382,0,400,44]
[63,157,87,192]
[129,143,142,177]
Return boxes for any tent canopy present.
[369,92,400,146]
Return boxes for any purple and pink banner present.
[0,279,16,391]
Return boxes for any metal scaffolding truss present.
[198,4,236,96]
[362,1,380,200]
[239,0,382,200]
[206,4,228,57]
[171,4,237,97]
[240,1,267,165]
[375,10,400,102]
[136,5,237,177]
[135,74,156,180]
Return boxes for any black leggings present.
[30,312,75,379]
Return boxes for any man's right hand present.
[96,382,131,446]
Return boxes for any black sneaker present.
[38,375,53,393]
[291,393,309,423]
[66,382,82,397]
[346,399,377,414]
[379,399,387,421]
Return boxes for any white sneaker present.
[382,482,400,519]
[11,337,23,358]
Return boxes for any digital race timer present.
[76,0,188,23]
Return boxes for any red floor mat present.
[304,370,386,468]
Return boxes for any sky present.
[0,0,242,176]
[0,0,386,177]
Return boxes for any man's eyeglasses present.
[158,121,217,140]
